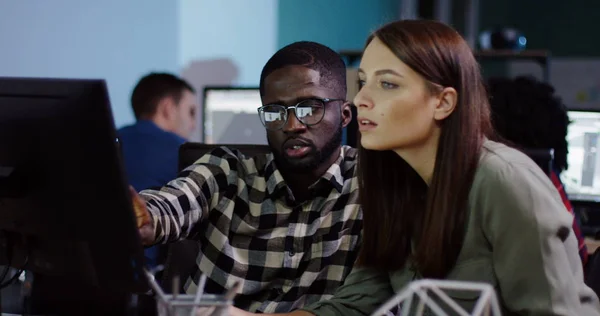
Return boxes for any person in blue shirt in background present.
[118,72,198,268]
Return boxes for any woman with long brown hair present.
[231,20,599,316]
[306,21,600,315]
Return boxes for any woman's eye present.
[357,80,365,88]
[381,81,398,89]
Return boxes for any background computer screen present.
[562,110,600,201]
[203,87,267,145]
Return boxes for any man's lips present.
[283,138,313,158]
[283,138,312,150]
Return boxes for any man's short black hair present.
[131,72,195,120]
[488,75,570,172]
[259,41,347,99]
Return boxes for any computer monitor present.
[561,110,600,202]
[202,86,267,145]
[0,77,147,296]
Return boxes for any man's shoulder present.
[341,145,357,159]
[118,121,185,145]
[117,120,150,134]
[197,145,271,160]
[340,145,358,174]
[116,123,135,136]
[189,145,272,175]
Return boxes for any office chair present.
[160,143,271,293]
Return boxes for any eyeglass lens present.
[260,99,325,129]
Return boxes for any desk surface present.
[586,238,600,254]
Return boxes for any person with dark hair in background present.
[237,20,600,316]
[487,75,588,266]
[118,72,198,268]
[132,41,362,313]
[119,72,198,191]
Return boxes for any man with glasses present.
[134,41,361,313]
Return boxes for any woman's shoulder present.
[469,139,570,224]
[473,140,552,190]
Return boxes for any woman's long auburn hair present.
[356,20,493,278]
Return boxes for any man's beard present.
[269,125,343,173]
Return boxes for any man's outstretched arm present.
[131,148,240,245]
[130,186,156,245]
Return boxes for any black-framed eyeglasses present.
[257,98,344,131]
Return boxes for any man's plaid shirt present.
[140,145,362,313]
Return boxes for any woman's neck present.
[393,133,440,186]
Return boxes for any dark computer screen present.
[0,77,146,294]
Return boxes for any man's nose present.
[282,110,307,133]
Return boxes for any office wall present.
[178,0,278,86]
[0,0,279,130]
[277,0,400,52]
[0,0,180,128]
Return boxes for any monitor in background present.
[0,77,147,313]
[561,110,600,202]
[202,87,266,145]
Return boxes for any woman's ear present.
[433,87,457,121]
